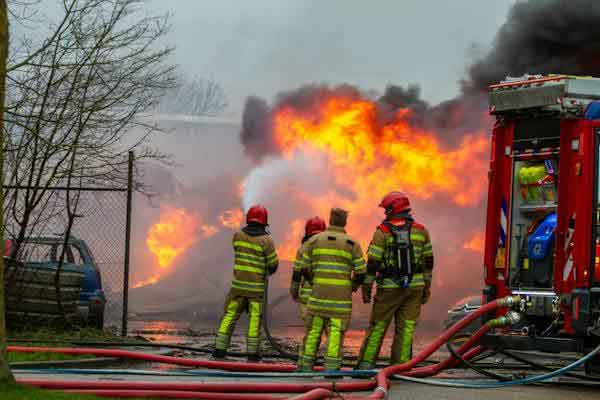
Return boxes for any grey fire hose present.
[262,272,298,360]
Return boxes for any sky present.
[148,0,518,113]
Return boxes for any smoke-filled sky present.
[147,0,517,111]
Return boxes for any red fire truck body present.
[483,75,600,360]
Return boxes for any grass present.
[7,351,93,364]
[7,327,131,364]
[1,383,112,400]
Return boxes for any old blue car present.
[5,236,106,329]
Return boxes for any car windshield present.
[18,241,84,264]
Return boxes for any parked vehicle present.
[5,236,106,329]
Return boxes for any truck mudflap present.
[481,332,585,353]
[571,288,592,335]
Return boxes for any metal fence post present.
[122,151,134,336]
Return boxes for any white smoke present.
[241,150,336,211]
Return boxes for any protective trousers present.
[298,313,348,371]
[299,303,310,323]
[214,294,263,356]
[357,287,423,369]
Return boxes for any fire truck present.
[482,74,600,372]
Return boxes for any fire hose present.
[261,269,299,360]
[9,295,524,399]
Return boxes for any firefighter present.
[296,208,366,372]
[212,204,279,362]
[290,216,327,321]
[356,192,434,370]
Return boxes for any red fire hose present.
[19,379,376,393]
[11,296,519,399]
[8,345,298,372]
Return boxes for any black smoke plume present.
[467,0,600,91]
[240,0,600,157]
[240,96,276,162]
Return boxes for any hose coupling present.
[486,311,522,328]
[497,295,522,309]
[374,385,388,398]
[505,310,522,325]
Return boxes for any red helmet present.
[379,191,411,215]
[305,216,326,237]
[246,204,268,225]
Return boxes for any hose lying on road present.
[8,345,299,372]
[446,335,512,381]
[8,337,424,367]
[19,379,377,394]
[498,349,600,382]
[15,367,377,379]
[15,294,597,398]
[393,343,600,389]
[11,295,522,400]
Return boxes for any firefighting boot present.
[212,348,226,360]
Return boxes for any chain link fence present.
[3,154,133,335]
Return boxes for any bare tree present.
[3,0,177,258]
[157,74,228,116]
[0,0,15,384]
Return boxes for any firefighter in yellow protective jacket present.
[357,192,434,369]
[296,208,366,371]
[213,205,278,362]
[290,216,327,321]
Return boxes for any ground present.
[1,384,109,400]
[6,325,600,399]
[7,327,138,363]
[387,381,600,399]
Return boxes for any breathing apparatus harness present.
[380,215,414,288]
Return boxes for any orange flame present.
[146,205,218,269]
[463,231,485,253]
[218,209,244,230]
[274,97,488,208]
[131,274,160,289]
[276,219,305,262]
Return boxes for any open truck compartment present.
[483,75,600,361]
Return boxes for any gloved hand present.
[421,286,431,305]
[361,284,372,304]
[290,285,300,302]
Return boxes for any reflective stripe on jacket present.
[365,219,433,289]
[293,243,313,304]
[299,226,366,317]
[230,230,278,298]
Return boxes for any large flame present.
[134,206,219,288]
[146,205,218,269]
[260,95,491,253]
[274,97,488,208]
[276,219,305,262]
